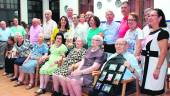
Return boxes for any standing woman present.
[87,16,103,48]
[124,12,142,54]
[140,8,169,95]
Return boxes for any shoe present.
[35,88,46,95]
[10,77,18,81]
[13,81,23,87]
[2,72,8,76]
[51,91,61,96]
[7,74,13,78]
[25,83,34,90]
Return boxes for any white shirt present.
[43,19,57,39]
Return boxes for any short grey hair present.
[92,35,103,45]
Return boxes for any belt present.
[141,50,158,57]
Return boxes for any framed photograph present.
[106,74,113,81]
[114,73,121,81]
[118,65,125,72]
[99,71,107,81]
[95,82,102,90]
[109,64,117,71]
[101,84,112,93]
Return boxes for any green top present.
[10,25,26,37]
[87,27,102,48]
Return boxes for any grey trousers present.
[0,41,7,68]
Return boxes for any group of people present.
[0,1,170,96]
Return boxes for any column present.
[42,0,49,23]
[20,0,28,23]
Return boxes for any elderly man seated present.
[90,38,141,96]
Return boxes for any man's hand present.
[123,61,131,69]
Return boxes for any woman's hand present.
[153,68,160,79]
[71,70,82,76]
[92,71,101,76]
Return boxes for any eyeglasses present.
[127,19,136,22]
[92,39,100,41]
[149,14,158,17]
[115,43,126,46]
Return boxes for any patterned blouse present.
[15,39,32,57]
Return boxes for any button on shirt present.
[0,28,12,41]
[10,25,26,37]
[118,16,129,38]
[43,19,57,39]
[100,21,120,44]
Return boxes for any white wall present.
[20,0,28,23]
[94,0,127,22]
[154,0,170,20]
[60,0,78,17]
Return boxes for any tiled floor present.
[0,70,51,96]
[0,69,170,96]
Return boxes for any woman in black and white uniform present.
[140,8,169,95]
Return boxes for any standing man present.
[29,18,43,45]
[118,1,130,38]
[100,10,120,54]
[66,7,73,26]
[85,11,94,22]
[43,10,57,44]
[10,18,26,37]
[0,21,12,68]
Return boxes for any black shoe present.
[10,77,18,81]
[51,91,61,96]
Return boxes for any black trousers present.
[104,44,116,53]
[5,57,16,74]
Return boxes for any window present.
[0,0,20,26]
[49,0,60,23]
[79,0,93,14]
[28,0,42,25]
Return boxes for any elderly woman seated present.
[35,33,68,95]
[51,37,86,96]
[14,33,48,89]
[10,33,32,81]
[64,35,106,96]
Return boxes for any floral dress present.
[53,48,86,76]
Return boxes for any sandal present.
[13,81,23,87]
[25,83,34,90]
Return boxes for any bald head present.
[0,21,6,29]
[32,18,39,27]
[44,10,52,21]
[115,38,128,54]
[85,11,93,22]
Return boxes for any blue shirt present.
[100,21,120,44]
[31,43,48,56]
[104,52,141,80]
[0,28,12,41]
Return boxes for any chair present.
[89,74,139,96]
[167,64,170,89]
